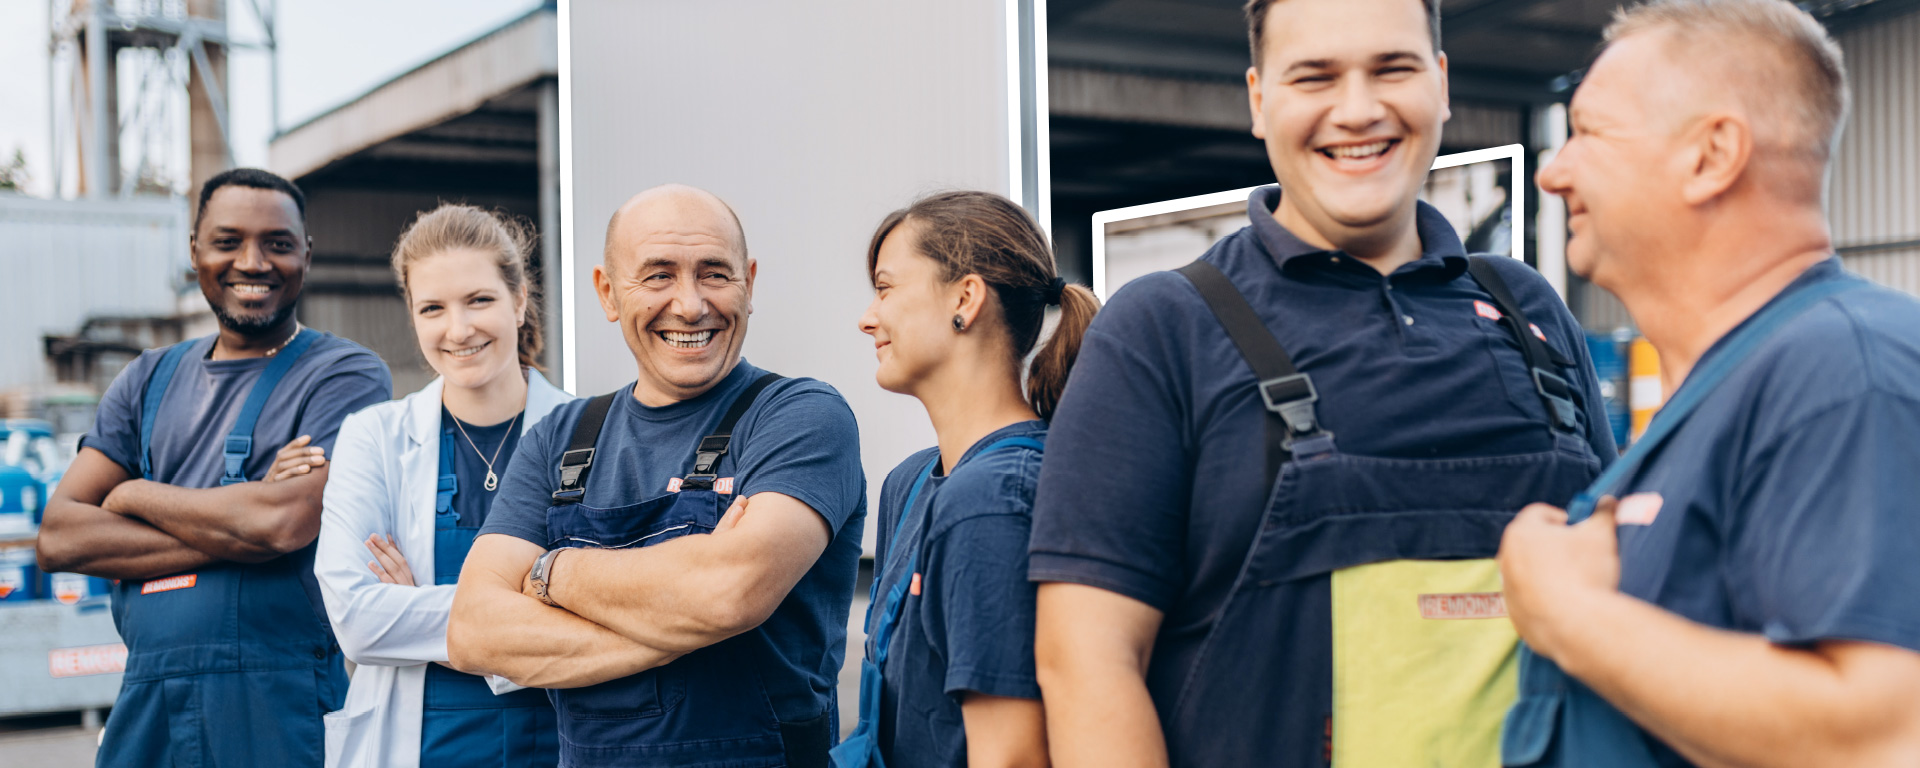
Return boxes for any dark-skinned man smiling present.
[38,167,392,768]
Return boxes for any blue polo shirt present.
[481,359,866,728]
[871,421,1047,768]
[1592,259,1920,765]
[1028,187,1615,764]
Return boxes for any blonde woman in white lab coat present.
[283,205,573,768]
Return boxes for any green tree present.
[0,149,29,192]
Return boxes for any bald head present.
[1602,0,1847,166]
[603,184,749,272]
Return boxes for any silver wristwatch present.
[530,548,565,607]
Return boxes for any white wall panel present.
[566,1,1020,541]
[0,196,187,391]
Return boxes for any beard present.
[211,300,300,337]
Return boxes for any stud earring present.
[952,315,967,332]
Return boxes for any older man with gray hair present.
[1497,1,1920,766]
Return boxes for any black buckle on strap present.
[1258,373,1332,449]
[692,434,731,476]
[1531,368,1581,432]
[552,448,596,502]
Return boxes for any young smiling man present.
[1027,1,1615,766]
[38,168,392,768]
[449,184,865,768]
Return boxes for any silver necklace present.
[450,410,518,491]
[217,322,302,359]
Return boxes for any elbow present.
[694,569,780,643]
[446,594,497,675]
[34,524,78,575]
[445,615,479,672]
[237,505,322,561]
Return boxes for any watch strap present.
[532,548,563,607]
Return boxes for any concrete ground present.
[0,563,875,765]
[0,720,97,768]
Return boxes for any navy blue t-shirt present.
[84,331,392,489]
[480,359,866,724]
[1596,259,1920,765]
[1028,188,1614,762]
[442,408,522,529]
[871,421,1046,768]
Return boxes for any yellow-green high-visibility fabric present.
[1332,558,1518,767]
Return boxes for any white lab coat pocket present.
[323,706,377,768]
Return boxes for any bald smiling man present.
[449,185,866,768]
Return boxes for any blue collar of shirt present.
[1245,185,1469,280]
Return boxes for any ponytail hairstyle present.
[391,204,545,370]
[866,191,1100,420]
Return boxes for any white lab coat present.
[316,371,573,768]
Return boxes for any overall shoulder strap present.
[437,424,458,520]
[683,372,785,491]
[552,393,617,504]
[1176,260,1332,485]
[1466,257,1581,433]
[139,339,201,480]
[221,329,321,486]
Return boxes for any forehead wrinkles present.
[617,228,738,274]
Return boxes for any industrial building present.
[0,0,1913,754]
[268,3,562,396]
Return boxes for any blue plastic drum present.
[0,547,36,602]
[0,465,39,537]
[44,571,111,605]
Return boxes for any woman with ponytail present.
[833,191,1097,768]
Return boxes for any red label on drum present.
[140,574,197,595]
[1417,592,1507,620]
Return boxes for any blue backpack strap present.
[1567,275,1868,522]
[837,434,1046,768]
[220,329,320,486]
[436,424,459,527]
[1504,274,1869,767]
[139,340,200,480]
[869,434,1046,664]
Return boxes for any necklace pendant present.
[485,471,499,491]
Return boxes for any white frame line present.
[558,0,578,394]
[1091,144,1527,299]
[1006,0,1024,210]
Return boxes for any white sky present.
[0,0,539,198]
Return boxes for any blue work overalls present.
[1500,274,1871,767]
[419,422,559,766]
[542,373,832,768]
[100,330,348,768]
[829,436,1045,768]
[1158,259,1603,767]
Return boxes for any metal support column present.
[82,0,110,199]
[537,78,564,376]
[1533,102,1569,300]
